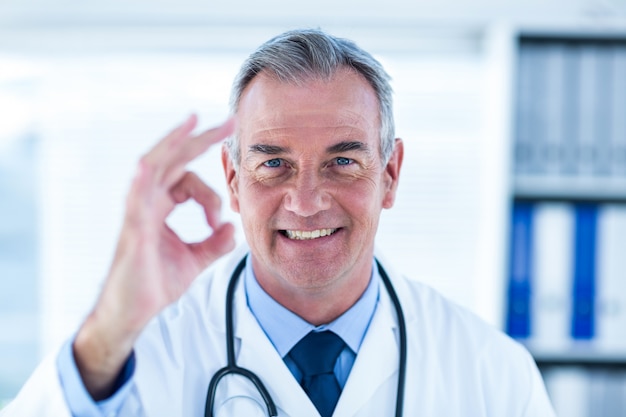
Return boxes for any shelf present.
[534,356,626,369]
[518,31,626,45]
[513,176,626,203]
[528,347,626,369]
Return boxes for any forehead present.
[236,69,380,144]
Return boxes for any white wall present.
[0,24,513,353]
[2,0,626,402]
[1,0,626,24]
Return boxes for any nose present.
[283,171,331,217]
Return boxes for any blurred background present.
[1,0,626,415]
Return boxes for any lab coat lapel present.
[333,285,400,416]
[214,248,413,417]
[232,275,320,416]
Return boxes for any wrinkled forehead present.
[236,69,380,134]
[240,64,381,104]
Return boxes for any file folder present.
[571,203,598,340]
[506,202,533,338]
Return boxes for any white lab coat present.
[3,245,556,416]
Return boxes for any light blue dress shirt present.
[243,257,380,388]
[56,341,135,416]
[56,256,380,416]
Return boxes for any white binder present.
[595,205,626,351]
[529,202,574,350]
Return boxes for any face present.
[223,68,403,298]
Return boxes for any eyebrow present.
[248,141,370,156]
[248,144,288,155]
[326,141,370,154]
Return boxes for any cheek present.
[239,180,283,218]
[337,179,385,217]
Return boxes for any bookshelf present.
[504,26,626,416]
[533,350,626,369]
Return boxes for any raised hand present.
[73,115,236,399]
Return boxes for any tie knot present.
[289,330,345,377]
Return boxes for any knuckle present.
[137,155,157,178]
[207,188,221,208]
[204,188,222,209]
[170,186,187,204]
[137,155,172,188]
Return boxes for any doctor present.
[3,29,555,417]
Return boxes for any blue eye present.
[336,157,352,166]
[263,159,282,168]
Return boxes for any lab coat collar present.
[234,266,320,416]
[214,244,417,416]
[333,274,400,416]
[205,244,418,335]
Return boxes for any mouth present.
[280,228,339,240]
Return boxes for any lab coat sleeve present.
[0,345,148,417]
[519,351,557,417]
[478,335,556,417]
[0,352,73,417]
[55,339,136,416]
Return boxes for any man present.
[3,29,555,416]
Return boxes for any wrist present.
[73,312,138,400]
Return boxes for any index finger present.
[175,117,236,168]
[148,113,199,161]
[161,118,236,188]
[140,116,235,189]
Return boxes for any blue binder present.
[506,202,533,338]
[571,203,598,340]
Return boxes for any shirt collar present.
[244,256,380,358]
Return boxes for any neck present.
[279,284,368,326]
[252,258,373,326]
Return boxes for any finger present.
[124,159,158,228]
[180,117,235,164]
[130,114,198,211]
[147,114,198,163]
[127,117,233,224]
[189,222,236,266]
[124,161,178,228]
[160,118,235,188]
[170,172,223,228]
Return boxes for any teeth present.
[284,228,337,240]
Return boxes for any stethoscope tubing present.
[205,257,278,416]
[205,255,406,417]
[376,259,407,417]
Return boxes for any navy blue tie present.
[289,331,345,417]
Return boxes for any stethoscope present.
[205,256,407,417]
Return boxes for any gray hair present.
[226,28,395,166]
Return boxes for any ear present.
[382,138,404,209]
[221,144,241,213]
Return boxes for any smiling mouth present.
[280,228,339,240]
